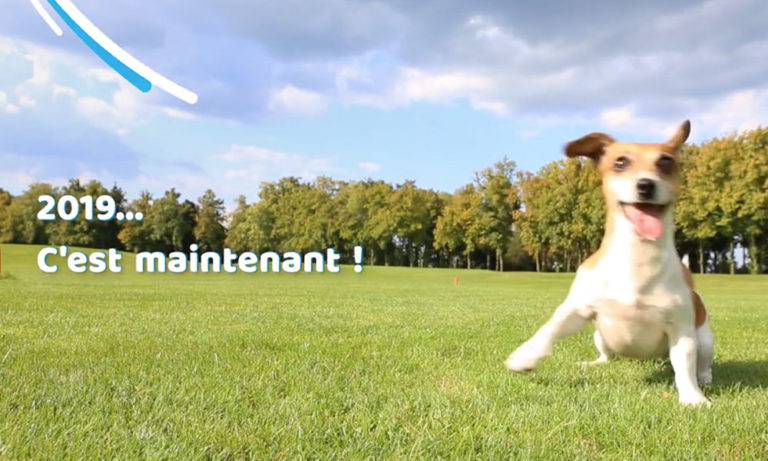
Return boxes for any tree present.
[474,158,520,271]
[224,195,251,252]
[273,177,338,253]
[515,159,603,271]
[435,184,483,269]
[194,189,226,252]
[49,179,124,249]
[387,181,436,267]
[365,182,398,265]
[0,188,13,243]
[0,183,56,244]
[337,180,393,265]
[118,191,153,252]
[729,127,768,273]
[147,189,196,252]
[676,140,733,273]
[516,171,549,272]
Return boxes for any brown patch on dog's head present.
[564,132,615,161]
[564,120,692,241]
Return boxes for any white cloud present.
[395,68,491,102]
[22,49,53,86]
[598,88,768,142]
[73,77,147,135]
[0,91,19,114]
[268,85,327,116]
[84,67,121,83]
[470,98,508,115]
[215,144,337,182]
[357,161,381,173]
[695,89,768,136]
[0,39,147,135]
[600,105,637,128]
[336,65,508,115]
[162,107,200,120]
[52,84,77,98]
[17,94,35,107]
[8,0,766,138]
[0,170,40,191]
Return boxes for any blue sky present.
[1,0,767,207]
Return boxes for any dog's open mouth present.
[620,202,668,241]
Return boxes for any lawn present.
[1,243,767,459]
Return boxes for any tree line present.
[1,126,766,273]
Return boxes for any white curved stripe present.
[54,0,198,104]
[29,0,63,36]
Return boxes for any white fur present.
[606,171,674,206]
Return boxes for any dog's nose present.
[637,178,656,201]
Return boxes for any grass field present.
[1,243,767,459]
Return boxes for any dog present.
[504,120,713,405]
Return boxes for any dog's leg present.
[505,301,590,372]
[581,330,613,366]
[667,323,709,405]
[696,321,713,385]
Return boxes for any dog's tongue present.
[624,203,664,240]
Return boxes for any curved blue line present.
[46,0,152,93]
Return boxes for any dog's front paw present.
[678,391,710,407]
[579,355,611,367]
[504,348,540,372]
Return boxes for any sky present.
[1,0,767,207]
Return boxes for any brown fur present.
[681,262,707,327]
[581,248,603,270]
[564,133,615,160]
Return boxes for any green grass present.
[1,243,767,459]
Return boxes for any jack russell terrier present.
[504,120,713,405]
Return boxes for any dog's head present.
[564,120,690,241]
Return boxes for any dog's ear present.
[564,133,615,161]
[666,120,690,152]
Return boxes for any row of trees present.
[223,159,521,269]
[0,182,226,257]
[1,127,766,273]
[674,127,768,274]
[0,161,523,269]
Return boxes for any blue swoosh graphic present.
[46,0,152,93]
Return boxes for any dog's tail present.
[681,254,690,268]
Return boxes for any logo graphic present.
[30,0,198,104]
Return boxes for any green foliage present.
[118,191,153,252]
[194,189,226,252]
[435,159,520,270]
[0,188,13,242]
[337,180,393,264]
[516,158,603,271]
[388,181,441,267]
[145,189,196,253]
[676,127,768,273]
[435,184,483,268]
[49,179,124,249]
[0,182,55,244]
[223,195,252,253]
[474,158,521,270]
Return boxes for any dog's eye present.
[656,155,675,174]
[613,156,630,172]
